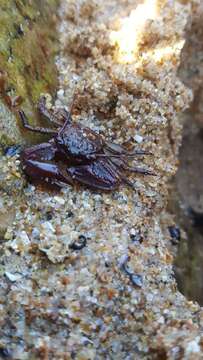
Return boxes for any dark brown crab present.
[19,96,154,191]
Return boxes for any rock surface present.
[0,0,203,359]
[171,2,203,305]
[0,0,59,146]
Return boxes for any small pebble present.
[168,226,181,244]
[57,89,65,99]
[5,271,22,282]
[134,134,143,143]
[54,196,65,205]
[0,347,12,359]
[69,235,87,250]
[67,211,74,218]
[130,229,143,244]
[129,274,143,287]
[4,145,21,157]
[31,228,40,239]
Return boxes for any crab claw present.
[21,142,73,187]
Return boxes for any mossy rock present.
[0,0,60,147]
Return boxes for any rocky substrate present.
[171,2,203,305]
[0,0,203,359]
[0,0,59,146]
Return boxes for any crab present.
[19,96,154,191]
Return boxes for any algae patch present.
[0,0,60,145]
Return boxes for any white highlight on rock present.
[110,0,158,63]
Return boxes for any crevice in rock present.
[170,3,203,305]
[170,118,203,305]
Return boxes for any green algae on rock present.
[0,0,60,146]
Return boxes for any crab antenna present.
[59,89,77,134]
[97,152,152,158]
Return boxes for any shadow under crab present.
[19,96,155,191]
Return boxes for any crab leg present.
[121,164,156,176]
[19,110,57,135]
[106,142,152,156]
[38,96,70,127]
[67,158,122,191]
